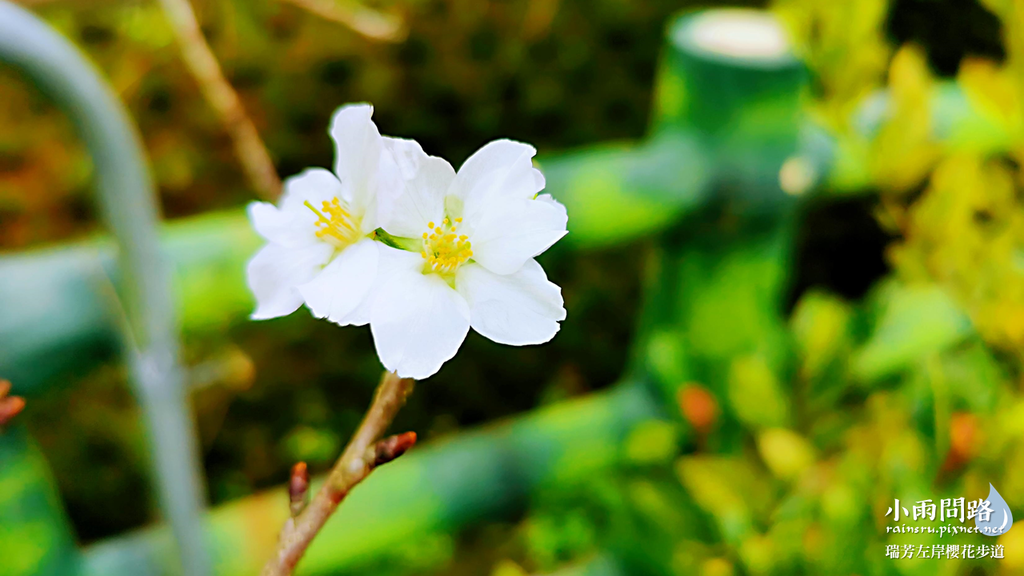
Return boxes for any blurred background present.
[3,0,1024,574]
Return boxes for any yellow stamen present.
[304,197,359,247]
[421,216,472,275]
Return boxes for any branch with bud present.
[249,100,567,573]
[261,371,416,576]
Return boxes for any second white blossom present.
[369,139,569,379]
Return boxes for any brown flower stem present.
[158,0,282,201]
[261,371,415,576]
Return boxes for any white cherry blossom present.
[370,139,568,379]
[246,103,395,325]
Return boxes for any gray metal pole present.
[0,3,210,575]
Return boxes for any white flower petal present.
[297,239,379,326]
[383,136,429,180]
[281,167,347,211]
[247,242,334,320]
[339,289,374,327]
[370,251,471,379]
[248,169,345,248]
[329,103,383,211]
[248,201,304,246]
[533,168,546,194]
[377,137,455,238]
[450,139,545,223]
[340,243,423,326]
[468,195,568,275]
[457,259,565,346]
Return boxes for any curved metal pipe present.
[0,3,210,575]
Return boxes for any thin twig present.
[19,0,405,43]
[280,0,407,42]
[261,371,416,576]
[158,0,282,201]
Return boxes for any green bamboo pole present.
[632,6,803,450]
[653,9,806,200]
[80,384,661,576]
[634,214,798,444]
[0,3,210,575]
[540,133,711,249]
[0,211,261,397]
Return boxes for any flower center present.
[305,198,360,248]
[421,217,472,275]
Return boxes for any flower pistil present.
[421,217,472,275]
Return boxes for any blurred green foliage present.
[473,0,1024,574]
[478,1,1024,575]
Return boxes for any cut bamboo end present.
[672,9,795,67]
